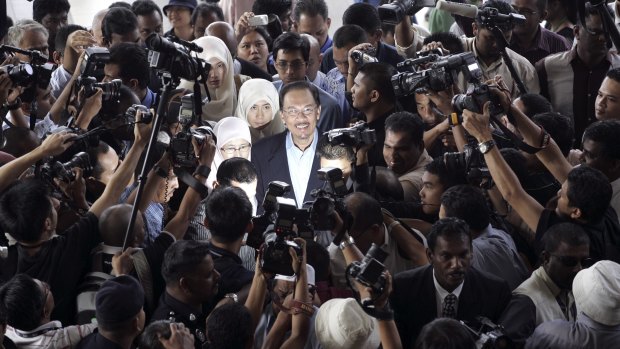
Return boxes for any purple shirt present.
[511,26,571,65]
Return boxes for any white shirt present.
[285,130,318,208]
[433,269,464,317]
[610,177,620,220]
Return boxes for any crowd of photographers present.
[0,0,620,348]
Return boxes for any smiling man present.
[391,217,511,348]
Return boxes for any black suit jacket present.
[391,264,511,348]
[237,58,273,81]
[251,131,322,212]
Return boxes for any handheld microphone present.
[435,0,479,18]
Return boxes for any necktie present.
[442,293,457,318]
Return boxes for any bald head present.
[301,33,321,81]
[344,192,383,234]
[206,21,237,57]
[99,204,145,247]
[92,9,110,47]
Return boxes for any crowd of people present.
[0,0,620,348]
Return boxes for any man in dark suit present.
[251,81,323,210]
[391,217,511,348]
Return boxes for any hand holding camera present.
[134,108,155,145]
[358,270,393,312]
[193,130,216,167]
[40,131,76,157]
[462,101,493,143]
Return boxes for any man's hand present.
[193,135,216,167]
[0,72,15,106]
[347,43,374,76]
[159,323,195,349]
[358,271,393,311]
[78,87,103,125]
[55,167,89,210]
[66,30,96,55]
[112,247,135,276]
[39,131,76,157]
[290,238,307,276]
[71,51,87,80]
[462,102,493,142]
[134,109,154,145]
[420,41,449,55]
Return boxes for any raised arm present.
[280,238,311,349]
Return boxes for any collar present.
[14,321,62,338]
[433,268,464,299]
[207,242,243,264]
[512,26,548,53]
[366,108,393,128]
[470,37,503,71]
[141,88,156,108]
[536,266,562,297]
[285,129,319,153]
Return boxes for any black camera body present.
[443,143,492,188]
[261,197,303,276]
[461,316,514,349]
[246,181,291,249]
[40,152,92,183]
[170,125,215,167]
[309,167,348,231]
[347,243,389,294]
[326,123,377,148]
[80,47,110,81]
[125,104,153,124]
[3,63,34,87]
[146,33,210,82]
[350,48,378,67]
[77,76,122,102]
[378,0,436,25]
[478,7,526,31]
[452,84,505,120]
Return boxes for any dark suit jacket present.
[237,58,273,81]
[391,264,511,348]
[251,131,322,213]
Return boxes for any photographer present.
[0,110,153,325]
[6,20,49,60]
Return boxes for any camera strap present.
[489,113,547,154]
[176,169,209,200]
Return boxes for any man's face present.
[281,88,320,145]
[595,77,620,121]
[155,168,180,203]
[297,14,330,49]
[332,44,355,79]
[351,72,373,111]
[306,40,321,81]
[581,139,614,180]
[137,11,164,45]
[19,29,49,58]
[428,235,472,292]
[103,63,140,93]
[109,29,140,46]
[186,255,220,303]
[274,49,308,85]
[193,12,220,39]
[167,6,192,29]
[511,0,543,37]
[384,130,422,176]
[474,25,512,62]
[279,9,293,32]
[238,31,269,69]
[320,157,353,183]
[555,180,578,219]
[41,11,68,37]
[96,146,120,185]
[577,14,607,61]
[35,86,55,118]
[544,242,590,289]
[420,171,443,215]
[415,93,440,125]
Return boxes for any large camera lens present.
[443,150,467,173]
[6,64,34,87]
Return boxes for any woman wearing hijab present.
[178,36,238,121]
[235,78,285,143]
[206,116,253,190]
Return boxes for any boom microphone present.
[435,0,479,18]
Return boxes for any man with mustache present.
[391,217,511,348]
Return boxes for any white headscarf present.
[206,116,252,189]
[234,78,285,143]
[178,36,237,122]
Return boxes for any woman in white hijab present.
[206,116,252,189]
[235,78,285,143]
[179,36,237,121]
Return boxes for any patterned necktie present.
[442,293,457,318]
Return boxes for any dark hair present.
[542,222,590,254]
[0,274,45,331]
[316,134,355,162]
[108,42,150,89]
[333,25,368,49]
[385,111,425,148]
[161,240,211,284]
[583,120,620,160]
[344,192,383,235]
[205,187,253,243]
[54,24,85,56]
[577,1,603,25]
[358,62,397,104]
[216,158,258,187]
[342,3,381,34]
[427,217,472,252]
[252,0,293,18]
[131,0,163,20]
[244,26,274,52]
[566,166,612,223]
[422,32,465,54]
[606,68,620,84]
[109,1,132,9]
[476,0,516,30]
[293,0,329,22]
[374,167,405,201]
[424,156,468,190]
[87,141,112,181]
[139,320,172,349]
[0,179,52,243]
[272,31,309,62]
[415,318,477,349]
[532,112,573,156]
[33,0,70,23]
[516,93,553,118]
[440,185,490,231]
[535,0,548,13]
[280,80,320,107]
[191,3,225,25]
[102,7,139,43]
[206,303,253,349]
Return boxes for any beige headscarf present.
[178,36,236,122]
[234,78,285,143]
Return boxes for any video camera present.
[392,51,481,97]
[79,47,110,81]
[125,104,154,125]
[477,7,526,31]
[350,47,378,67]
[145,33,210,82]
[326,122,377,148]
[261,197,303,276]
[76,76,122,102]
[346,243,389,294]
[378,0,437,25]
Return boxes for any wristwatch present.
[339,235,355,250]
[477,139,496,154]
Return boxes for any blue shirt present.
[120,183,163,247]
[285,130,319,208]
[320,36,333,54]
[323,68,351,122]
[141,88,157,109]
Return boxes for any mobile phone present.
[248,15,269,26]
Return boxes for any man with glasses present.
[537,8,620,143]
[251,81,323,209]
[509,0,570,65]
[500,223,590,343]
[271,32,344,133]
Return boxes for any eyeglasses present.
[551,255,594,268]
[511,6,538,17]
[584,26,605,38]
[275,60,307,70]
[221,143,251,155]
[282,106,317,118]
